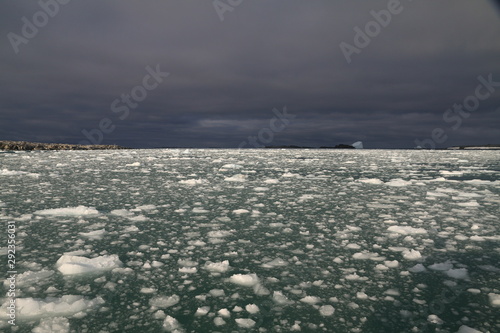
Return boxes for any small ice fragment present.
[300,296,321,305]
[149,295,180,308]
[32,317,70,333]
[488,293,500,307]
[319,305,335,316]
[228,274,259,287]
[34,206,99,217]
[446,268,469,280]
[235,318,256,328]
[456,325,482,333]
[163,315,183,332]
[195,306,210,316]
[245,304,259,314]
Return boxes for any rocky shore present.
[0,140,127,151]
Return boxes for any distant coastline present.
[264,144,356,149]
[0,140,127,151]
[446,144,500,150]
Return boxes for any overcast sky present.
[1,0,499,148]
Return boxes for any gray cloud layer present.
[1,0,499,148]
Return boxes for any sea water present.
[0,149,499,332]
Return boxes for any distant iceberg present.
[352,141,364,149]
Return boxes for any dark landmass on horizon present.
[0,140,127,151]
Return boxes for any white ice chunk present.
[32,317,70,333]
[456,325,482,333]
[233,209,250,214]
[229,274,260,287]
[34,206,100,217]
[178,179,207,185]
[0,295,104,319]
[218,308,231,318]
[150,295,180,308]
[56,254,122,275]
[300,296,321,305]
[385,179,412,187]
[79,229,106,240]
[358,178,383,185]
[261,258,288,268]
[402,249,422,261]
[319,305,335,316]
[195,306,210,316]
[428,261,453,271]
[163,315,183,332]
[409,264,426,273]
[204,260,230,273]
[0,169,39,177]
[488,293,500,307]
[387,226,427,235]
[224,174,247,182]
[5,269,54,287]
[245,304,259,314]
[446,268,469,280]
[235,318,256,328]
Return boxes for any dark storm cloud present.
[0,0,499,148]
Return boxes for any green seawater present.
[0,149,499,332]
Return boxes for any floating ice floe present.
[229,274,260,287]
[56,254,123,275]
[219,164,243,171]
[5,269,54,287]
[319,305,335,316]
[228,273,269,295]
[428,261,453,271]
[0,295,104,320]
[456,325,483,333]
[387,226,427,235]
[385,179,412,187]
[0,169,39,177]
[358,178,384,185]
[207,230,233,238]
[163,315,183,332]
[32,317,69,333]
[178,179,207,185]
[261,258,288,268]
[224,174,247,182]
[488,293,500,307]
[150,295,180,308]
[408,264,427,273]
[79,229,106,240]
[235,318,256,328]
[233,209,250,214]
[352,251,385,261]
[273,291,293,305]
[245,304,259,314]
[204,260,230,273]
[446,268,469,280]
[300,296,321,305]
[110,209,135,217]
[34,206,100,217]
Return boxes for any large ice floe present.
[56,254,123,275]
